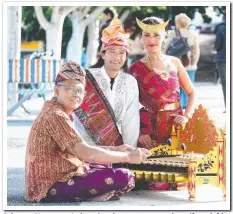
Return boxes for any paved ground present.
[6,168,228,209]
[6,82,229,209]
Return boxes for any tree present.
[66,6,105,63]
[8,6,22,109]
[34,6,77,59]
[85,19,100,67]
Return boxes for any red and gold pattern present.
[74,69,123,146]
[219,128,226,200]
[188,152,196,201]
[128,60,182,145]
[180,105,219,153]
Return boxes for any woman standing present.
[127,17,196,149]
[165,13,200,109]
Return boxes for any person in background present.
[164,13,200,109]
[25,61,151,203]
[128,34,145,64]
[214,13,226,111]
[98,8,115,52]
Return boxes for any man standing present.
[73,17,140,147]
[214,13,226,110]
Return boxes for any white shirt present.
[73,66,140,147]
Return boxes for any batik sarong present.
[42,166,135,202]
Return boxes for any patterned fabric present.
[127,56,183,145]
[73,67,140,147]
[25,97,90,202]
[101,17,129,52]
[73,69,123,147]
[42,166,135,202]
[55,61,86,85]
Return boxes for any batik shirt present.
[73,66,140,147]
[25,97,90,202]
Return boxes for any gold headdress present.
[101,17,129,52]
[136,17,169,33]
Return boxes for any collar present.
[100,66,121,83]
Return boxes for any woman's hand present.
[116,144,134,152]
[170,114,188,125]
[138,134,154,149]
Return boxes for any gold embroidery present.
[105,177,114,185]
[149,88,155,94]
[89,189,98,194]
[67,179,75,186]
[128,177,135,188]
[50,188,56,196]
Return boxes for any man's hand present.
[138,148,152,158]
[116,144,134,152]
[126,148,152,164]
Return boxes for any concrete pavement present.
[6,82,229,209]
[7,168,228,209]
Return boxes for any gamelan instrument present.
[114,105,226,201]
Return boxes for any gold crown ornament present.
[136,17,169,33]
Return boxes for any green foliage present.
[22,6,45,42]
[202,14,212,24]
[22,6,226,57]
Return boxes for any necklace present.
[147,55,170,80]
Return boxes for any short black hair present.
[103,8,114,19]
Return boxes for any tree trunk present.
[86,19,100,68]
[66,7,105,65]
[45,17,65,59]
[8,6,21,59]
[34,6,77,59]
[7,6,22,110]
[66,19,86,63]
[119,10,130,24]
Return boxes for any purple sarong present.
[42,166,135,202]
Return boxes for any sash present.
[73,69,123,146]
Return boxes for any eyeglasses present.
[56,83,84,95]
